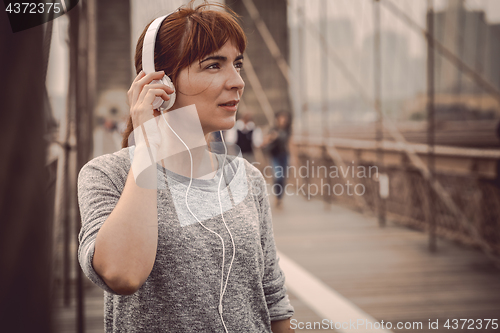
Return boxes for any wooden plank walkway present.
[53,280,104,333]
[272,193,500,333]
[54,190,500,333]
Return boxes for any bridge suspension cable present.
[241,0,371,212]
[245,0,500,265]
[380,0,500,105]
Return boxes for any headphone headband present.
[142,11,175,74]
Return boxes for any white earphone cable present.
[159,110,235,333]
[217,133,236,319]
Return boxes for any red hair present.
[121,0,247,148]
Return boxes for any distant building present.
[431,0,500,94]
[289,16,359,125]
[361,30,422,101]
[228,0,291,127]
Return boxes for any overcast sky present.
[289,0,500,57]
[47,0,500,115]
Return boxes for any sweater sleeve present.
[256,172,295,321]
[77,160,123,295]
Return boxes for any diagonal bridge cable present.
[240,0,370,212]
[304,0,500,265]
[380,0,500,105]
[244,0,500,265]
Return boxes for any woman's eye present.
[235,62,243,69]
[206,63,220,70]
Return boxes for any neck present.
[157,133,218,179]
[151,106,221,179]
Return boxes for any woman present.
[262,111,292,209]
[77,2,295,332]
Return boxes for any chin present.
[203,113,236,134]
[219,115,237,131]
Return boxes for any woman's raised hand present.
[127,70,175,148]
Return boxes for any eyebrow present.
[199,54,244,64]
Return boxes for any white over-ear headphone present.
[142,13,177,111]
[142,11,236,333]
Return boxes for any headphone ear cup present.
[160,75,176,111]
[151,75,176,111]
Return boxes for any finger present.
[142,88,171,108]
[127,71,145,106]
[164,85,175,94]
[137,83,173,106]
[137,70,166,86]
[136,83,171,106]
[142,72,174,94]
[129,71,146,99]
[130,71,165,106]
[133,70,146,83]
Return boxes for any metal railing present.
[292,135,500,264]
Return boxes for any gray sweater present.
[77,147,294,332]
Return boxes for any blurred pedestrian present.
[224,112,263,164]
[262,111,292,208]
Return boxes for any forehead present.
[202,40,241,59]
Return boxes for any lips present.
[218,100,239,112]
[218,100,239,107]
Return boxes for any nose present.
[225,66,245,91]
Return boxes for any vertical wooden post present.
[321,0,330,208]
[73,0,86,328]
[320,0,328,139]
[0,12,52,333]
[374,0,386,227]
[427,0,437,252]
[297,1,310,189]
[70,0,96,330]
[298,2,308,137]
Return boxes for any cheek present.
[199,85,222,105]
[177,73,224,107]
[176,71,211,96]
